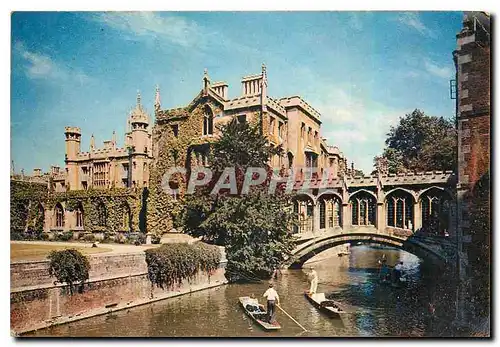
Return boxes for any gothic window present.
[278,121,283,138]
[295,197,314,233]
[319,195,342,229]
[55,203,64,228]
[386,191,414,229]
[350,192,376,226]
[96,201,107,227]
[35,204,45,232]
[269,116,275,135]
[171,124,179,138]
[122,202,131,231]
[420,188,451,234]
[203,107,214,136]
[319,200,326,229]
[76,203,84,228]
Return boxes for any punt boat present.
[239,296,281,331]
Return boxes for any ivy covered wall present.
[10,180,145,234]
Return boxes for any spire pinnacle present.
[136,90,141,108]
[154,84,161,111]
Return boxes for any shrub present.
[145,242,221,290]
[48,249,90,295]
[56,231,74,242]
[151,234,161,244]
[41,233,50,241]
[83,234,95,242]
[11,231,24,241]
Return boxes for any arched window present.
[386,191,414,229]
[55,203,65,228]
[96,201,107,227]
[350,191,376,226]
[318,195,342,229]
[35,204,45,232]
[203,106,214,136]
[75,203,84,228]
[294,196,314,233]
[420,188,451,234]
[122,202,132,231]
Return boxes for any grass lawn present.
[11,243,112,262]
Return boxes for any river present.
[28,244,459,337]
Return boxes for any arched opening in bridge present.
[386,190,414,230]
[419,188,452,235]
[318,194,342,230]
[350,191,376,226]
[293,195,314,234]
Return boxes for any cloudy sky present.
[11,11,462,174]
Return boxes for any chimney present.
[33,168,42,177]
[241,72,263,97]
[51,166,60,175]
[211,82,229,99]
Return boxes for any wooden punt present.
[239,296,281,331]
[304,291,347,320]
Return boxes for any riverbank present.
[11,244,227,335]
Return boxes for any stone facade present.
[453,12,490,253]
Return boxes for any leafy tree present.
[182,119,296,282]
[48,249,90,295]
[375,109,457,173]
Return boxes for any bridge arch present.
[290,232,448,268]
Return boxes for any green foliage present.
[181,119,296,282]
[48,249,91,295]
[210,119,282,172]
[83,234,95,242]
[376,109,457,173]
[144,242,221,289]
[56,231,74,242]
[468,171,490,317]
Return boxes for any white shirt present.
[263,288,279,301]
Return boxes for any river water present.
[28,244,459,337]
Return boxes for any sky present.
[11,11,463,174]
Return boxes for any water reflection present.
[27,244,457,337]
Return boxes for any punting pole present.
[276,304,308,332]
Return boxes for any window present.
[237,114,247,123]
[171,124,179,137]
[144,146,148,154]
[350,192,376,226]
[122,203,131,231]
[82,181,88,190]
[97,201,107,227]
[76,204,84,228]
[203,107,214,135]
[386,192,413,229]
[55,203,64,228]
[278,121,283,138]
[269,116,275,135]
[301,123,305,139]
[308,127,312,144]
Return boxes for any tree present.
[48,249,90,294]
[181,119,296,282]
[375,109,457,173]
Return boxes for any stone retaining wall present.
[11,251,227,335]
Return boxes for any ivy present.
[48,249,91,295]
[144,242,221,290]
